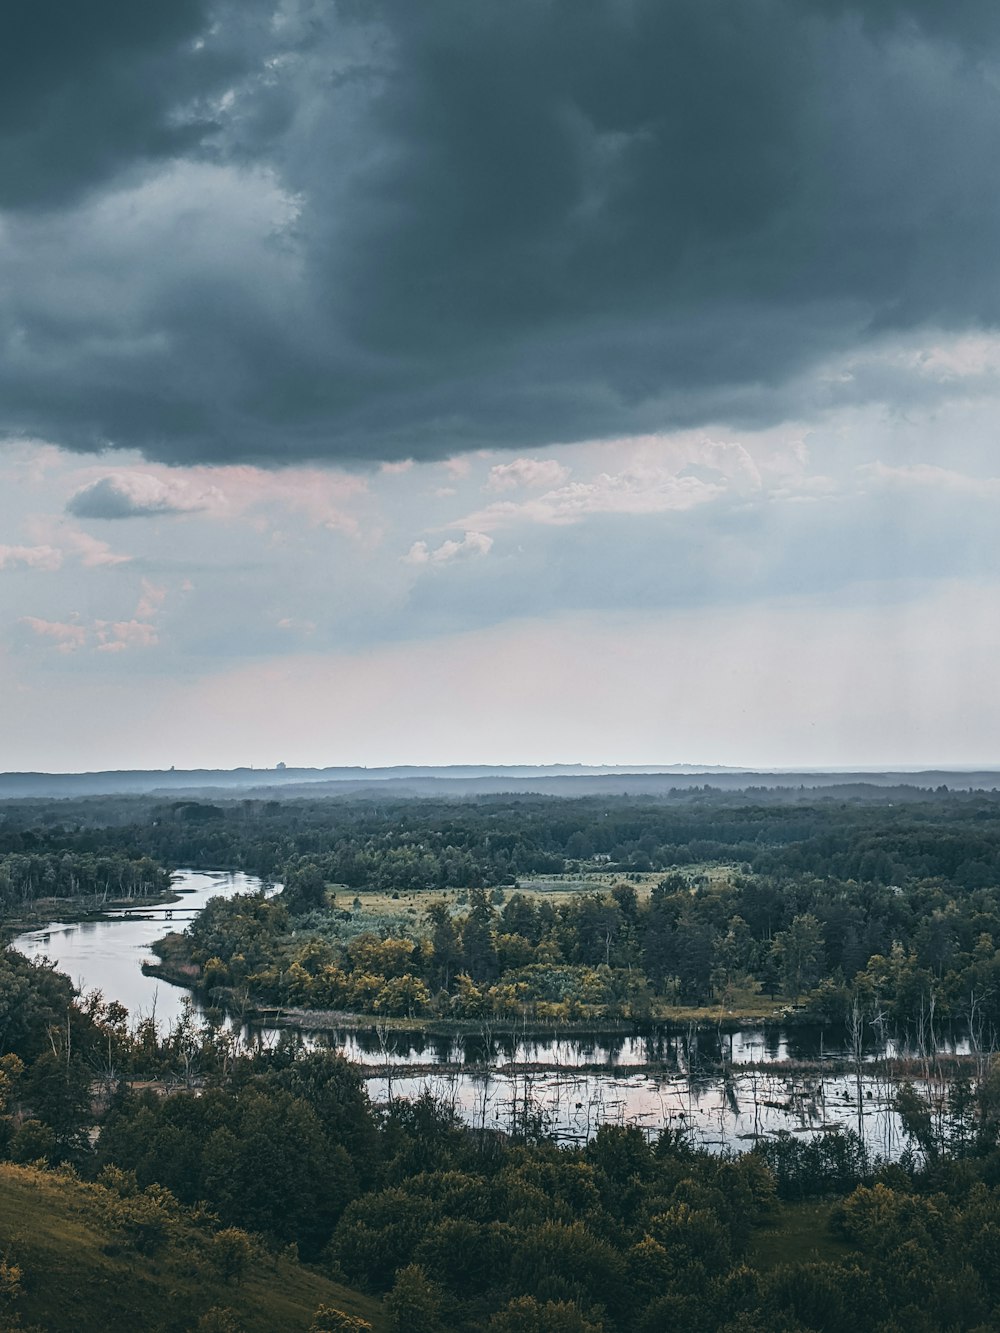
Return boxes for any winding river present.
[10,868,947,1156]
[12,869,262,1033]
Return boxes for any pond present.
[308,1022,953,1156]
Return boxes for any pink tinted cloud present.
[95,620,159,653]
[21,616,87,652]
[0,544,62,572]
[135,579,167,620]
[21,576,167,656]
[25,520,132,567]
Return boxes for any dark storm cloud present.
[4,0,1000,463]
[0,0,246,210]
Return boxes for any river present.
[10,868,946,1156]
[12,869,263,1034]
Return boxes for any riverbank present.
[2,889,183,939]
[11,869,268,1036]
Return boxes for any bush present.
[309,1307,373,1332]
[9,1119,55,1165]
[196,1310,241,1333]
[487,1296,604,1332]
[208,1227,255,1285]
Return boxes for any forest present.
[4,787,1000,1329]
[95,787,1000,1042]
[2,941,1000,1331]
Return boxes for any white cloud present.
[455,435,766,531]
[20,616,87,652]
[94,620,159,653]
[58,526,132,567]
[459,470,722,530]
[852,333,1000,385]
[486,458,570,492]
[859,461,1000,497]
[404,530,494,565]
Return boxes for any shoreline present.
[3,889,183,940]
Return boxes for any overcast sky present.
[3,0,1000,772]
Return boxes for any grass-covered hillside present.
[0,1162,384,1333]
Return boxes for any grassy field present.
[330,862,743,919]
[0,1163,385,1333]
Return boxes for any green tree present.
[487,1296,604,1332]
[461,890,499,982]
[209,1227,255,1285]
[425,902,462,991]
[771,914,824,1001]
[386,1264,444,1333]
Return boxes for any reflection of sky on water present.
[366,1068,911,1158]
[325,1025,970,1070]
[12,870,267,1036]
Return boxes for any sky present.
[2,0,1000,772]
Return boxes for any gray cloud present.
[4,1,1000,464]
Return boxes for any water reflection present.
[313,1022,970,1071]
[12,870,270,1036]
[360,1065,910,1158]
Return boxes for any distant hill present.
[0,763,998,799]
[0,761,735,797]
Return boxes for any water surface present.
[12,869,262,1034]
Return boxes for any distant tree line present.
[6,788,1000,891]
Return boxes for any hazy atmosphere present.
[3,0,1000,770]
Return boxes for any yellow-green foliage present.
[309,1305,374,1331]
[0,1162,385,1333]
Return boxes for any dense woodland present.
[119,788,1000,1041]
[2,943,1000,1330]
[5,790,1000,1329]
[7,789,1000,1033]
[7,786,1000,888]
[0,851,169,911]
